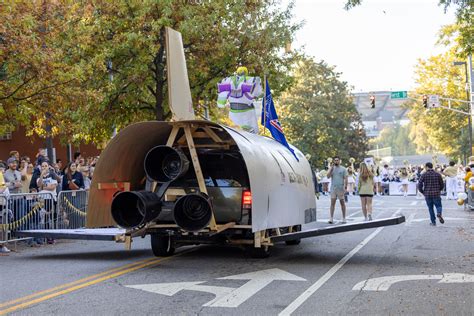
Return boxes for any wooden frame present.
[163,122,237,232]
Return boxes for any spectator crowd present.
[315,160,468,198]
[0,148,98,253]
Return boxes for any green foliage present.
[407,47,469,159]
[438,0,473,56]
[279,58,368,168]
[369,123,416,156]
[0,0,301,145]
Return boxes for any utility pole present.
[454,58,473,157]
[107,60,117,137]
[41,0,55,163]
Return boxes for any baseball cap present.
[7,157,18,165]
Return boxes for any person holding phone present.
[62,162,84,191]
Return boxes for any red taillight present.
[242,190,252,209]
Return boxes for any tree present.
[1,1,301,145]
[407,47,469,159]
[0,1,95,139]
[278,58,368,168]
[369,123,416,156]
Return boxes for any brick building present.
[0,126,101,163]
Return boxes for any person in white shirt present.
[37,161,58,243]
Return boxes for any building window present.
[0,132,12,141]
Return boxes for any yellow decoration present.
[457,198,465,206]
[469,184,474,191]
[236,66,248,76]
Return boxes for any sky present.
[287,0,456,92]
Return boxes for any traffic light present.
[422,95,428,108]
[370,95,375,108]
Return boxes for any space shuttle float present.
[16,28,404,258]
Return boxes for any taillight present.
[242,190,252,209]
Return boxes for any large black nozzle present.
[173,193,213,232]
[111,191,162,229]
[144,146,189,183]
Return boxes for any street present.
[1,195,473,315]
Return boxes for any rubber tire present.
[248,245,271,259]
[150,234,175,257]
[285,225,301,246]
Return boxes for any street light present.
[453,60,472,157]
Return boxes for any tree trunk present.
[154,28,166,121]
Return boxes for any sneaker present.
[341,219,347,224]
[437,214,445,224]
[430,222,436,226]
[368,214,373,221]
[0,246,11,253]
[328,219,334,224]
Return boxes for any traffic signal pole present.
[412,94,473,157]
[465,60,472,157]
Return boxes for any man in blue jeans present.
[418,162,445,226]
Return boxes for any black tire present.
[285,225,301,246]
[150,234,175,257]
[248,245,271,258]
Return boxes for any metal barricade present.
[1,192,56,243]
[466,188,474,210]
[0,194,10,244]
[56,190,89,229]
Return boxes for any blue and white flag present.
[261,79,298,161]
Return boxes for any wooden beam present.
[184,124,218,231]
[203,126,224,143]
[97,182,130,190]
[166,125,180,147]
[179,143,230,149]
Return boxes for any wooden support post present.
[184,125,218,231]
[166,125,180,147]
[254,230,262,248]
[203,126,224,143]
[124,235,132,250]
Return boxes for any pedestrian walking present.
[418,162,445,226]
[327,156,348,224]
[443,161,458,200]
[358,162,374,221]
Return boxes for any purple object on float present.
[241,83,254,93]
[218,83,231,93]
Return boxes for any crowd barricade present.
[56,190,89,229]
[0,192,55,243]
[0,190,89,244]
[1,194,9,244]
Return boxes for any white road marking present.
[126,281,234,298]
[353,275,440,291]
[410,217,474,222]
[438,273,474,283]
[279,209,402,316]
[405,213,416,225]
[352,273,474,291]
[126,268,306,308]
[207,268,306,308]
[410,201,417,206]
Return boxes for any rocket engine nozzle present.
[145,146,189,183]
[111,191,162,229]
[173,193,213,232]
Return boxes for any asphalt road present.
[1,195,473,315]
